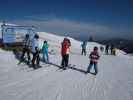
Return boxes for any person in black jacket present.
[81,41,87,56]
[20,34,31,64]
[105,44,109,55]
[110,44,114,55]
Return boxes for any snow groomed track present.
[0,32,133,100]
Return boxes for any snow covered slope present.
[0,32,133,100]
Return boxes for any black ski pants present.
[21,48,30,62]
[82,48,86,56]
[61,54,69,68]
[32,52,40,68]
[87,61,98,74]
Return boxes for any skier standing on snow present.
[42,40,49,63]
[81,41,87,56]
[20,34,31,64]
[112,47,116,56]
[110,44,114,55]
[31,34,40,69]
[105,44,109,55]
[87,46,100,75]
[61,38,71,70]
[100,46,104,53]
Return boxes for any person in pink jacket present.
[87,46,100,75]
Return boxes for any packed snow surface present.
[0,32,133,100]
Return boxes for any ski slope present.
[0,32,133,100]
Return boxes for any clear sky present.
[0,0,133,40]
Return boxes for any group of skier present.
[80,41,118,75]
[80,41,100,75]
[19,33,102,75]
[20,33,49,69]
[105,44,116,55]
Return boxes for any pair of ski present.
[57,67,68,72]
[17,50,41,65]
[56,64,76,72]
[17,59,30,65]
[85,72,97,76]
[17,60,42,71]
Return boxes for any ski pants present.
[21,48,30,62]
[105,49,108,55]
[61,54,69,68]
[82,48,86,56]
[111,49,113,55]
[32,52,40,68]
[87,61,98,74]
[43,52,49,63]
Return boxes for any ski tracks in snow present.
[0,48,133,100]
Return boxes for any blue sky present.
[0,0,133,40]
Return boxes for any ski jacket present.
[31,38,39,53]
[42,43,49,54]
[61,40,71,56]
[89,51,100,63]
[81,42,87,49]
[105,45,109,50]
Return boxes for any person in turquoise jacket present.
[42,41,49,63]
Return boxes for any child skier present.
[61,38,71,70]
[42,40,49,63]
[87,46,100,75]
[110,44,114,55]
[112,47,116,56]
[105,44,109,55]
[81,41,87,56]
[100,46,104,53]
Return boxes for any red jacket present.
[61,40,70,55]
[89,51,100,63]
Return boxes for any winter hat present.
[44,40,47,43]
[25,34,29,38]
[34,34,39,39]
[94,46,98,51]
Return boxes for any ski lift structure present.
[1,22,37,47]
